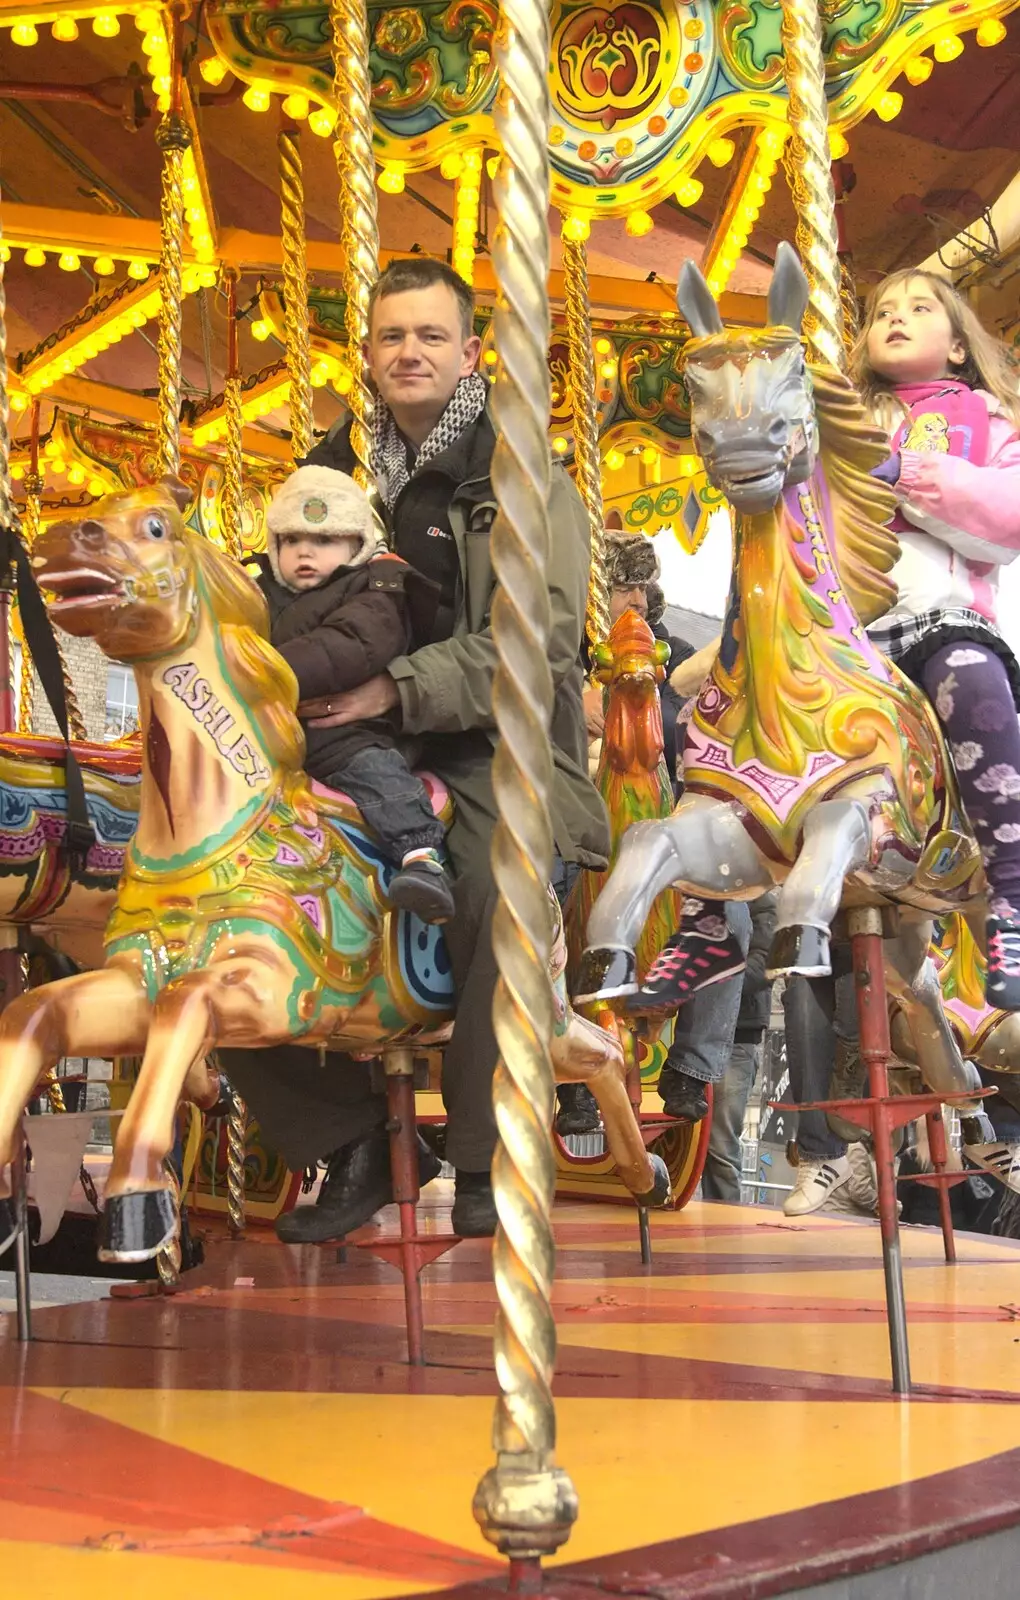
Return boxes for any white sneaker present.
[784,1154,852,1216]
[965,1141,1020,1195]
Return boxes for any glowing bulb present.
[707,136,735,167]
[483,348,498,367]
[308,107,337,137]
[562,212,591,242]
[553,436,569,455]
[135,7,160,29]
[50,457,67,476]
[11,22,39,45]
[934,33,964,62]
[904,55,933,86]
[282,92,309,119]
[378,164,405,194]
[595,337,612,355]
[93,255,116,276]
[599,359,616,379]
[11,463,25,479]
[200,55,228,85]
[251,319,271,342]
[58,252,80,272]
[605,448,626,472]
[757,127,786,160]
[679,455,699,477]
[52,16,79,41]
[875,90,903,122]
[0,245,8,262]
[440,151,464,180]
[87,478,105,496]
[828,128,850,159]
[68,464,86,486]
[243,84,271,113]
[625,209,654,238]
[92,12,120,37]
[24,247,46,268]
[640,446,658,466]
[140,30,163,54]
[198,266,217,287]
[675,177,704,207]
[127,259,149,279]
[977,17,1007,46]
[310,364,330,388]
[10,391,27,412]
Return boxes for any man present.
[223,257,609,1241]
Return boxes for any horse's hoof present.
[767,923,831,978]
[99,1189,177,1263]
[574,946,638,1005]
[635,1153,672,1209]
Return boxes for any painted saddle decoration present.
[579,242,994,1148]
[0,482,668,1262]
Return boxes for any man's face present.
[365,284,481,418]
[610,583,649,624]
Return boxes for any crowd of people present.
[223,251,1020,1242]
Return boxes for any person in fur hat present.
[259,464,454,923]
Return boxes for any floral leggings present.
[921,641,1020,921]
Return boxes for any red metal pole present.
[847,906,911,1393]
[926,1106,957,1264]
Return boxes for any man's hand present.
[300,674,400,727]
[583,682,605,739]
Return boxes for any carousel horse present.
[565,607,680,981]
[0,481,668,1260]
[579,243,991,1140]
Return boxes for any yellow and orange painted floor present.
[3,1191,1020,1598]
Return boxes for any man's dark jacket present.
[305,410,609,867]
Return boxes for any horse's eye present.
[142,514,166,540]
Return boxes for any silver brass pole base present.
[473,1455,579,1560]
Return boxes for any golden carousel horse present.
[579,243,993,1146]
[0,482,669,1261]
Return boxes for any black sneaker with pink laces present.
[986,916,1020,1012]
[629,900,746,1017]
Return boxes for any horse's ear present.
[677,259,724,339]
[767,242,810,334]
[161,476,190,512]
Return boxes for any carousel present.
[1,0,1020,1595]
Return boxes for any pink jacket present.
[886,394,1020,623]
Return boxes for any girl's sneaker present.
[631,918,746,1016]
[985,917,1020,1011]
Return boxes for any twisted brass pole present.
[279,124,313,463]
[226,1086,247,1238]
[471,0,577,1573]
[561,229,610,649]
[16,479,40,734]
[330,0,379,492]
[779,0,846,373]
[221,276,245,561]
[0,187,12,542]
[155,115,190,478]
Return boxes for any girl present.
[853,269,1020,1010]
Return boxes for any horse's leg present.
[551,1012,670,1205]
[580,795,771,1001]
[0,965,150,1178]
[883,915,992,1135]
[769,799,871,977]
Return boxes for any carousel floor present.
[2,1191,1020,1599]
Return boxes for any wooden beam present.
[44,375,295,461]
[4,205,766,323]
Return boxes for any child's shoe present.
[629,902,746,1017]
[985,916,1020,1012]
[388,849,455,923]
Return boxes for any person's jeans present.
[701,1039,758,1203]
[326,743,444,859]
[664,900,752,1084]
[783,951,858,1160]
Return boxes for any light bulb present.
[553,436,569,455]
[282,92,309,119]
[378,164,406,194]
[675,177,704,207]
[93,255,116,276]
[904,55,933,86]
[440,152,464,180]
[605,448,626,471]
[11,22,39,45]
[58,252,80,272]
[200,56,228,86]
[88,478,105,496]
[68,464,86,486]
[599,360,616,379]
[707,137,736,167]
[92,13,121,38]
[308,107,337,137]
[563,212,591,241]
[977,18,1007,46]
[52,16,79,41]
[127,260,149,279]
[24,247,46,268]
[251,319,271,342]
[640,446,658,466]
[242,84,271,113]
[828,128,850,159]
[875,90,903,121]
[934,34,964,62]
[625,209,654,238]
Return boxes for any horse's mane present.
[185,529,305,771]
[810,363,900,627]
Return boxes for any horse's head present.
[35,480,202,659]
[593,610,669,777]
[677,242,817,515]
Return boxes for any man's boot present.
[276,1127,441,1244]
[452,1168,498,1237]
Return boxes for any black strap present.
[0,520,96,870]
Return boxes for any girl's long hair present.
[850,269,1020,432]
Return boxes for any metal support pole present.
[926,1107,957,1265]
[848,906,910,1394]
[384,1047,426,1366]
[12,1127,31,1342]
